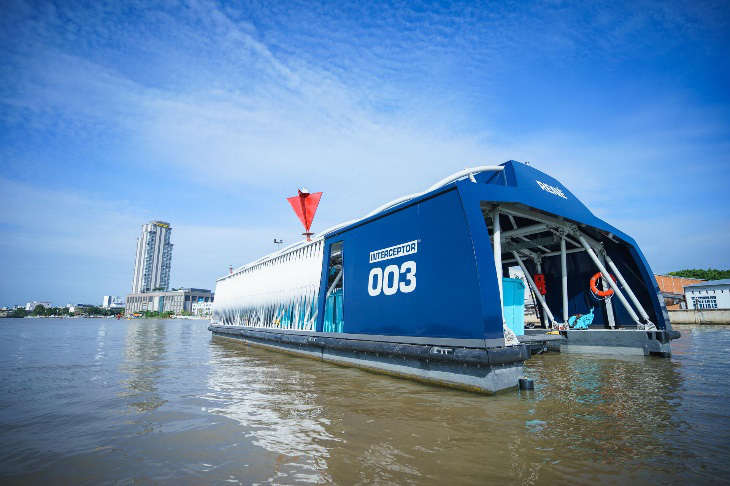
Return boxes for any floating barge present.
[210,161,679,393]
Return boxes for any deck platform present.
[517,333,565,354]
[209,325,529,394]
[519,328,680,357]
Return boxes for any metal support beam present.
[563,235,583,249]
[507,214,551,253]
[603,284,617,329]
[501,223,550,240]
[604,253,654,327]
[496,202,653,330]
[512,251,557,328]
[502,247,584,264]
[500,206,599,250]
[498,206,566,228]
[325,268,343,298]
[502,235,558,253]
[493,209,504,310]
[577,235,642,326]
[561,237,569,324]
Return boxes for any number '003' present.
[368,261,416,296]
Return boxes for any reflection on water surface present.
[0,320,727,484]
[119,320,168,413]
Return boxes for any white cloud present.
[0,178,307,303]
[0,0,728,305]
[0,178,144,258]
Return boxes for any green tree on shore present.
[43,307,70,316]
[142,310,173,318]
[668,269,730,281]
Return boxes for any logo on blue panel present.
[368,240,418,296]
[536,180,568,199]
[369,240,418,263]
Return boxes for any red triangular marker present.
[287,190,322,240]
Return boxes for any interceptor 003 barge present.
[209,161,678,394]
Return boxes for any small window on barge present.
[323,241,345,333]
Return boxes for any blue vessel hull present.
[211,161,675,392]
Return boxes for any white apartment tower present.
[131,221,173,294]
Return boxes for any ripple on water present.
[0,319,728,484]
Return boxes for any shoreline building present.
[192,301,213,316]
[125,288,214,314]
[124,219,215,315]
[102,296,125,309]
[684,279,730,310]
[25,301,51,311]
[654,274,706,309]
[131,221,173,294]
[67,304,94,313]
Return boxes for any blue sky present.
[1,0,728,306]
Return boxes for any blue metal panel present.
[322,189,485,339]
[456,182,505,341]
[310,159,669,335]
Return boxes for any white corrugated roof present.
[219,165,505,281]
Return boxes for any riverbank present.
[523,310,730,326]
[669,309,730,325]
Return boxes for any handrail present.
[425,165,503,192]
[363,165,504,219]
[363,193,422,218]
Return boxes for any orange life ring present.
[590,272,616,297]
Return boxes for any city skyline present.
[1,0,728,306]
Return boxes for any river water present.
[0,318,728,484]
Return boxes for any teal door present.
[323,242,344,333]
[502,278,525,336]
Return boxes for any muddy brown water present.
[0,318,727,484]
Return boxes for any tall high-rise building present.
[131,221,173,294]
